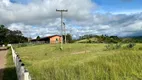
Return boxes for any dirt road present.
[0,47,7,80]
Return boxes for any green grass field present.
[15,43,142,80]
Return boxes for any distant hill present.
[76,35,142,43]
[121,36,142,43]
[75,38,98,43]
[123,36,142,39]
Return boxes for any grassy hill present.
[75,38,98,43]
[76,36,142,43]
[15,43,142,80]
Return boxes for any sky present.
[0,0,142,39]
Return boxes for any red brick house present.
[31,35,62,44]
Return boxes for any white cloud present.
[8,23,61,38]
[0,0,95,25]
[0,0,11,6]
[0,0,142,39]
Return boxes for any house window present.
[56,38,58,43]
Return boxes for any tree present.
[66,34,72,43]
[0,25,9,45]
[0,25,28,45]
[36,36,40,40]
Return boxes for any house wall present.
[50,36,62,44]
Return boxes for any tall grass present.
[15,43,142,80]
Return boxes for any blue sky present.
[93,0,142,13]
[10,0,31,4]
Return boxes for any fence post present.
[10,45,31,80]
[20,64,25,80]
[24,71,31,80]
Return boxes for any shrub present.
[126,43,136,49]
[105,44,114,50]
[88,39,92,43]
[139,47,142,50]
[17,43,28,48]
[115,43,122,49]
[105,43,122,50]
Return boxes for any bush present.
[139,47,142,50]
[115,43,122,49]
[127,43,136,48]
[17,43,28,48]
[88,39,92,43]
[105,43,122,50]
[105,44,114,50]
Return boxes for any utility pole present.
[63,22,67,44]
[56,9,68,50]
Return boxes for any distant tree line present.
[63,34,73,43]
[0,25,28,45]
[78,34,142,43]
[122,37,142,43]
